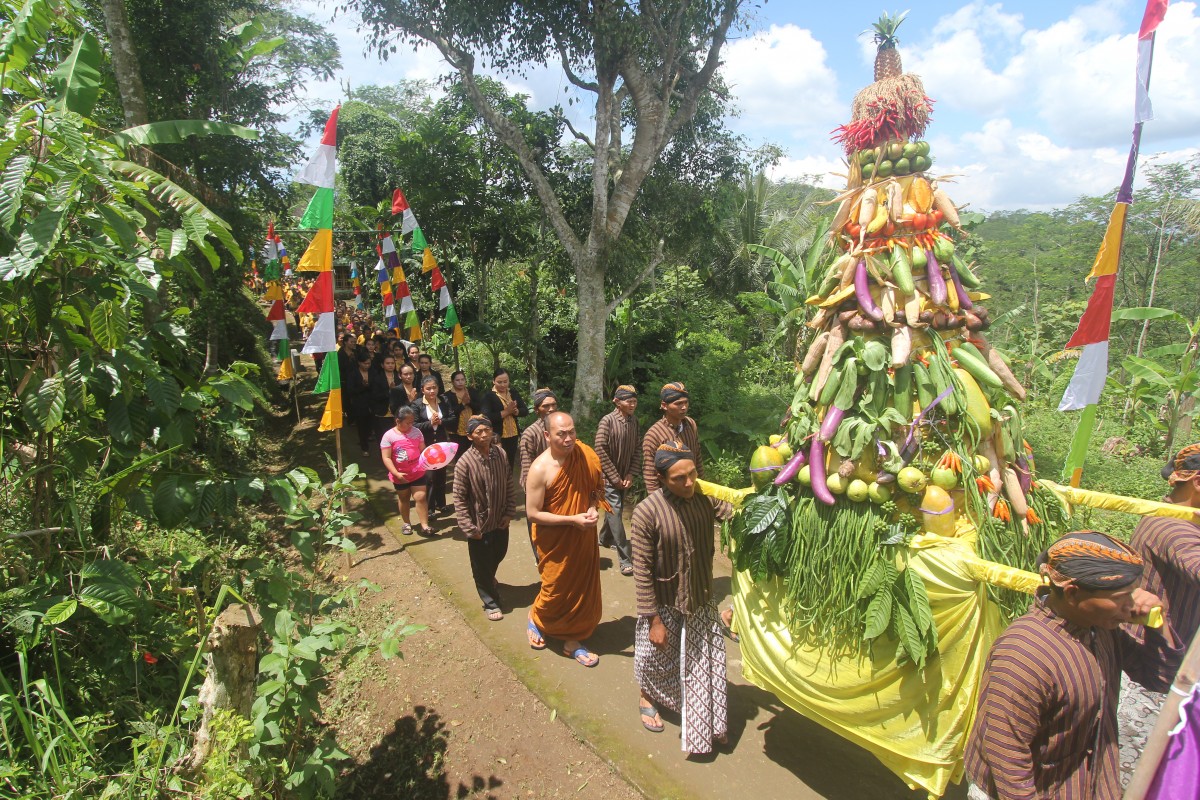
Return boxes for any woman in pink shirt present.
[380,406,433,537]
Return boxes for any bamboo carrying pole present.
[1124,628,1200,800]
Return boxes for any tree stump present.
[182,603,261,774]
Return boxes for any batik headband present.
[654,441,694,473]
[531,388,557,409]
[1165,443,1200,485]
[1036,530,1143,591]
[466,415,492,434]
[660,382,688,404]
[613,385,638,401]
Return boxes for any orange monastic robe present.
[530,443,610,641]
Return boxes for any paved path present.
[351,449,954,800]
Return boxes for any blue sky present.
[290,0,1199,211]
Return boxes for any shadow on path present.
[336,706,504,800]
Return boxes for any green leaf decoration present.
[863,587,893,640]
[90,301,128,350]
[110,120,260,149]
[1111,306,1187,326]
[904,567,935,641]
[49,33,103,115]
[95,204,138,249]
[33,375,65,431]
[893,602,925,670]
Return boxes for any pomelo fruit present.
[749,445,784,489]
[847,479,870,502]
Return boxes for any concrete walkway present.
[352,449,953,800]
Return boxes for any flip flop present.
[527,619,546,650]
[564,646,599,667]
[620,565,634,576]
[720,606,739,643]
[639,702,664,733]
[486,608,504,621]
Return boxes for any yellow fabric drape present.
[1041,480,1200,523]
[733,526,1003,799]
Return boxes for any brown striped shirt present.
[518,418,547,490]
[630,488,732,618]
[1131,514,1200,647]
[641,416,703,493]
[965,598,1179,800]
[595,408,640,487]
[452,444,516,538]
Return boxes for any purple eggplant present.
[809,438,835,506]
[818,406,845,444]
[1015,454,1033,496]
[774,450,808,485]
[946,259,974,310]
[926,250,948,305]
[900,436,921,465]
[854,260,884,321]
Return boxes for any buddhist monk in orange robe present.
[524,411,610,666]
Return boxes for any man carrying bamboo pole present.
[966,531,1180,800]
[1119,443,1200,782]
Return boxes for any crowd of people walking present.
[315,313,1200,779]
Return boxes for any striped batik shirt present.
[965,598,1179,800]
[452,444,516,537]
[518,418,547,490]
[1131,514,1200,646]
[630,488,732,618]
[641,416,703,493]
[595,408,640,488]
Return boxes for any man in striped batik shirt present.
[631,441,732,755]
[1119,442,1200,782]
[966,531,1181,800]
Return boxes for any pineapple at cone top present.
[870,10,907,81]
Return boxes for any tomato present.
[931,209,944,226]
[912,212,927,230]
[845,222,861,238]
[883,220,896,236]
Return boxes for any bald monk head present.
[544,411,578,457]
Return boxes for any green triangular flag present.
[444,304,458,328]
[313,350,340,394]
[411,227,427,251]
[404,309,419,329]
[277,338,290,358]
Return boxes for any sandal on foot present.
[620,564,634,576]
[564,646,599,667]
[527,619,546,650]
[639,702,664,732]
[417,526,438,538]
[401,523,413,536]
[486,608,504,621]
[720,606,739,643]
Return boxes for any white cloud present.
[928,118,1198,211]
[767,153,847,188]
[906,1,1200,149]
[721,24,843,141]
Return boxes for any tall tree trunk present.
[526,263,539,395]
[573,256,607,416]
[99,0,149,128]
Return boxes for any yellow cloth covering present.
[1041,480,1200,523]
[704,471,1192,799]
[733,522,1011,798]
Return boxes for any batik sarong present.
[634,602,727,754]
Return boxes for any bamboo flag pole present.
[1124,628,1200,800]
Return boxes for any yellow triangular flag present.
[277,354,294,381]
[422,247,436,273]
[408,325,422,341]
[298,229,333,272]
[318,388,343,431]
[264,282,283,301]
[452,323,465,347]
